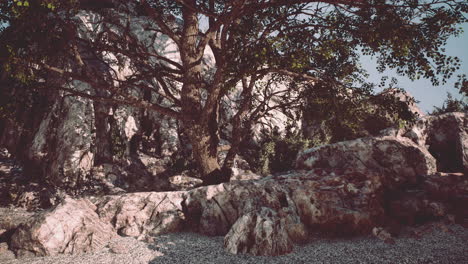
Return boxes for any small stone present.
[108,240,129,254]
[0,242,9,252]
[372,227,395,244]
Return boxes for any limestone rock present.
[169,174,203,191]
[296,136,437,187]
[372,227,395,244]
[404,112,467,174]
[96,192,186,238]
[10,198,116,256]
[27,82,96,188]
[0,208,37,232]
[0,242,15,261]
[229,171,262,182]
[185,169,385,251]
[224,207,293,256]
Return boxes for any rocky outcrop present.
[404,112,467,174]
[10,198,116,257]
[27,83,96,189]
[296,136,437,187]
[4,113,466,257]
[224,207,293,256]
[6,167,467,257]
[96,191,186,238]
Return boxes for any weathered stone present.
[229,171,262,182]
[96,191,186,238]
[296,136,437,188]
[404,112,467,173]
[372,227,395,244]
[169,175,203,191]
[183,169,385,255]
[0,242,15,261]
[224,207,293,256]
[0,208,37,232]
[7,165,466,257]
[10,198,116,256]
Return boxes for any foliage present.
[0,0,466,180]
[254,122,311,175]
[302,80,419,144]
[432,92,468,114]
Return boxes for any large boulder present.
[10,198,116,257]
[404,112,467,174]
[184,169,385,255]
[224,207,293,256]
[296,136,437,187]
[96,191,186,238]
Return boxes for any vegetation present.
[0,0,466,183]
[432,92,467,115]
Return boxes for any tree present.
[432,92,468,114]
[1,0,466,184]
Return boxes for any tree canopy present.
[0,0,467,183]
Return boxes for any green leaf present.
[17,1,23,6]
[23,1,29,7]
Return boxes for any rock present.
[96,191,186,238]
[404,112,467,174]
[378,88,425,117]
[184,169,385,255]
[0,242,9,251]
[27,82,96,188]
[10,198,116,256]
[387,172,467,226]
[169,175,203,191]
[0,242,15,261]
[0,208,37,232]
[424,172,468,225]
[224,207,293,256]
[108,236,132,254]
[372,227,395,244]
[388,190,438,225]
[229,171,262,182]
[296,136,437,188]
[7,164,463,257]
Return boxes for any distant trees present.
[0,0,467,183]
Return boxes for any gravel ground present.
[2,224,467,264]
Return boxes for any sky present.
[360,23,468,114]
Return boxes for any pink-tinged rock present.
[96,191,186,238]
[224,207,293,256]
[10,198,116,256]
[296,136,437,187]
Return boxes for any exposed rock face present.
[27,83,95,188]
[96,191,186,238]
[10,198,116,257]
[182,169,385,255]
[0,13,186,193]
[296,136,437,187]
[224,207,293,256]
[3,113,466,257]
[7,169,466,257]
[404,112,467,174]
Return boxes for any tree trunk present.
[93,102,113,165]
[179,2,226,184]
[188,124,220,178]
